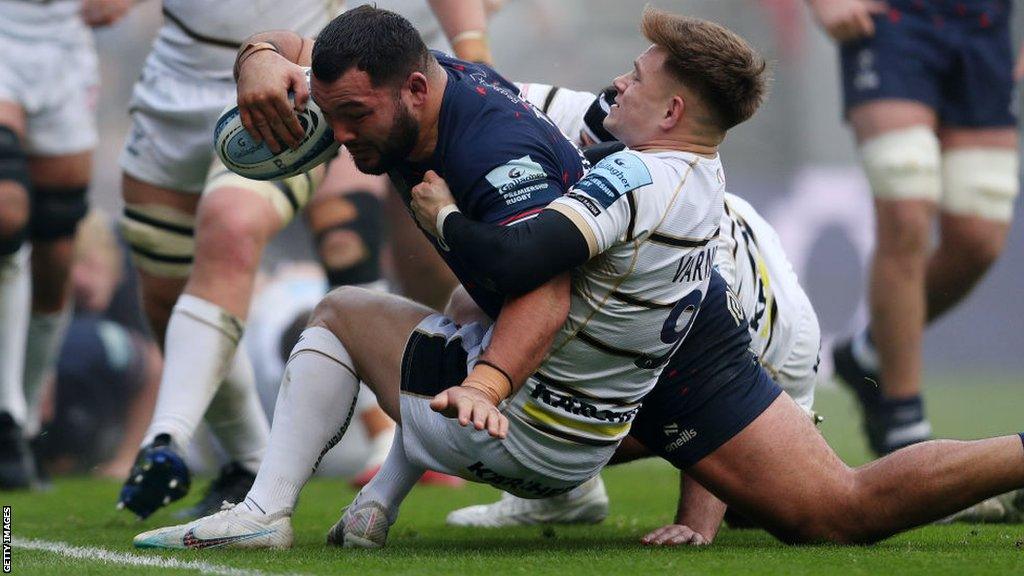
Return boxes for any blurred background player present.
[806,0,1021,455]
[0,0,136,490]
[117,0,492,518]
[34,210,162,480]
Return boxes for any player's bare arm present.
[430,272,571,439]
[427,0,493,64]
[233,30,316,152]
[641,473,726,546]
[806,0,887,42]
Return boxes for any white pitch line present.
[14,537,300,576]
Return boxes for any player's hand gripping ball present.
[214,68,339,181]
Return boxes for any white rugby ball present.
[214,68,339,181]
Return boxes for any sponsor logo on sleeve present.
[565,191,602,217]
[573,151,652,208]
[485,155,550,206]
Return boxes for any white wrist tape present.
[435,204,461,251]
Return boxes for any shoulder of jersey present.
[574,150,653,208]
[213,68,339,181]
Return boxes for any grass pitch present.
[5,376,1024,575]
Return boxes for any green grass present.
[4,375,1024,575]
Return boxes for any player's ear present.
[406,72,429,106]
[661,94,684,130]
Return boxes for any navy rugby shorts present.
[628,270,783,470]
[840,0,1015,127]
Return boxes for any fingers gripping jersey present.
[503,149,724,479]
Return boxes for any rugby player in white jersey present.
[0,0,136,489]
[129,6,760,550]
[116,0,494,519]
[413,21,1024,546]
[444,85,821,539]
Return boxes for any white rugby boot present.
[133,501,293,550]
[326,500,393,549]
[446,475,609,527]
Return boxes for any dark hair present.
[312,5,430,87]
[642,7,768,131]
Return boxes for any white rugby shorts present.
[0,31,98,155]
[119,59,236,193]
[398,314,590,499]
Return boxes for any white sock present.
[23,307,72,436]
[356,427,423,522]
[0,247,30,425]
[851,327,879,373]
[244,326,360,515]
[205,345,269,473]
[144,294,244,451]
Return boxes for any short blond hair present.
[641,7,768,130]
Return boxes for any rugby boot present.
[327,499,393,549]
[134,501,293,549]
[446,476,609,527]
[832,340,931,455]
[0,412,37,490]
[174,461,256,519]
[118,433,191,519]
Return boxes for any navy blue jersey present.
[388,52,588,317]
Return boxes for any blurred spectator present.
[34,210,161,477]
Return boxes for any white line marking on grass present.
[14,537,300,576]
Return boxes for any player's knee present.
[0,126,30,255]
[120,202,196,279]
[29,185,89,242]
[874,201,933,259]
[941,148,1018,224]
[308,191,384,287]
[860,126,941,203]
[310,285,376,339]
[195,192,272,272]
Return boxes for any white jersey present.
[0,0,86,43]
[517,83,599,146]
[151,0,343,80]
[718,193,818,403]
[504,148,724,479]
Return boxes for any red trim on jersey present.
[500,207,544,226]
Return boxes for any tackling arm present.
[429,273,571,437]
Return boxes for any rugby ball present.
[214,68,339,181]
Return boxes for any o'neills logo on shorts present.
[530,382,639,424]
[465,462,575,498]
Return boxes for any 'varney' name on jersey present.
[503,148,724,480]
